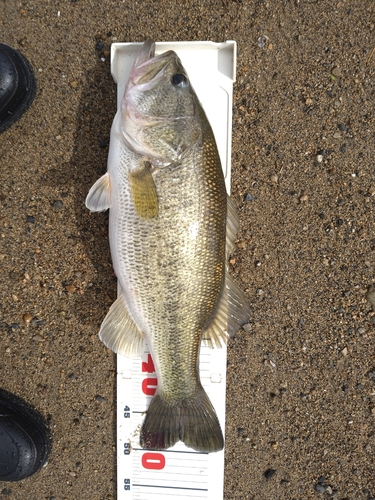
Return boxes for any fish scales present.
[114,131,226,395]
[86,40,251,452]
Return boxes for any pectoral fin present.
[129,162,158,219]
[85,172,112,212]
[99,294,145,357]
[202,272,251,348]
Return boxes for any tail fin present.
[140,387,224,453]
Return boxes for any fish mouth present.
[133,40,156,68]
[127,40,181,92]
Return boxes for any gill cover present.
[120,42,202,165]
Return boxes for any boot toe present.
[0,389,51,481]
[0,44,36,133]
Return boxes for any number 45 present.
[124,405,130,418]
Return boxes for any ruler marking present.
[132,492,207,498]
[133,484,208,491]
[131,447,208,456]
[116,40,236,500]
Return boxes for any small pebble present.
[95,395,106,403]
[369,186,375,196]
[242,323,251,332]
[258,35,269,48]
[264,468,276,480]
[331,66,342,77]
[338,123,346,131]
[270,174,278,183]
[299,194,308,202]
[26,215,35,223]
[317,154,323,163]
[69,81,78,89]
[315,484,325,493]
[333,132,341,139]
[342,347,348,356]
[22,313,33,325]
[96,41,104,51]
[53,200,64,210]
[244,193,254,202]
[65,284,76,293]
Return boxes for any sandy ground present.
[1,1,375,499]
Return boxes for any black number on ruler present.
[124,443,130,455]
[124,478,130,491]
[124,405,130,418]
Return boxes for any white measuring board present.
[112,40,237,500]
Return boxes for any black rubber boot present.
[0,389,51,481]
[0,43,36,134]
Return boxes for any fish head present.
[121,40,202,166]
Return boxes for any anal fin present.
[98,294,145,357]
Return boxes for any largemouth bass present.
[86,40,250,452]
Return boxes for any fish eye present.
[171,73,189,88]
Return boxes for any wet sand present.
[1,1,375,498]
